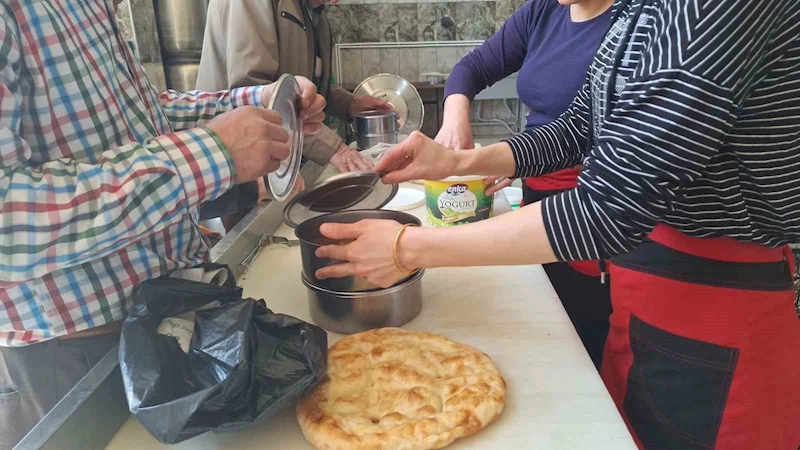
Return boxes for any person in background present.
[197,0,391,231]
[312,0,800,448]
[436,0,613,368]
[0,1,325,448]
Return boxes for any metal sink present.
[14,162,328,450]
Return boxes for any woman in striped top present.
[314,0,800,447]
[437,0,613,370]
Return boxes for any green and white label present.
[425,178,492,227]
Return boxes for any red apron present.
[524,167,582,191]
[602,224,800,449]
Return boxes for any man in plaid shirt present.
[0,0,325,446]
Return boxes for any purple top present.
[444,0,612,129]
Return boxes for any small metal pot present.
[357,132,398,151]
[303,270,424,334]
[353,110,398,135]
[295,210,421,292]
[353,111,399,150]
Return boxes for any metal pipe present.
[475,101,517,136]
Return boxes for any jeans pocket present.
[623,315,739,450]
[0,386,19,405]
[0,386,22,450]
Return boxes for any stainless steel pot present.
[353,111,399,151]
[353,74,424,136]
[357,132,399,151]
[295,210,421,292]
[156,0,209,58]
[303,269,424,334]
[354,110,398,135]
[165,63,199,92]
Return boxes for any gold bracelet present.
[392,224,417,275]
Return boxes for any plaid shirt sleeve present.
[0,24,235,283]
[159,86,267,131]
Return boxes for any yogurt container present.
[424,176,493,227]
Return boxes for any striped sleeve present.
[504,77,592,178]
[0,127,234,283]
[540,0,780,261]
[158,86,267,131]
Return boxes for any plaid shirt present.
[0,0,266,346]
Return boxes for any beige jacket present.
[196,0,354,165]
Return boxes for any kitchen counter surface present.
[106,177,635,450]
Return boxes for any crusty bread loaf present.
[297,328,506,450]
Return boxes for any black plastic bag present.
[119,265,327,444]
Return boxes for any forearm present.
[438,81,591,180]
[399,202,557,269]
[159,85,269,130]
[304,126,344,166]
[442,9,529,103]
[327,87,355,119]
[452,141,517,177]
[442,94,471,124]
[0,129,234,282]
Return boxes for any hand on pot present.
[330,144,374,172]
[484,176,513,196]
[435,119,474,151]
[375,131,460,184]
[348,96,393,117]
[314,219,413,288]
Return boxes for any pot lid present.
[265,74,304,202]
[353,74,424,136]
[283,171,399,228]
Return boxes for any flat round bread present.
[297,328,506,450]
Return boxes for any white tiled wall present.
[398,47,420,81]
[417,47,439,78]
[362,48,382,78]
[379,48,400,75]
[341,49,364,85]
[338,43,478,85]
[337,42,519,137]
[436,47,456,73]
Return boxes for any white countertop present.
[106,174,635,450]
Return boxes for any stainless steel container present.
[353,74,424,137]
[354,110,398,135]
[165,63,199,92]
[156,0,209,58]
[303,269,424,334]
[357,132,399,151]
[295,210,420,292]
[353,111,399,150]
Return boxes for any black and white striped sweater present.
[506,0,800,261]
